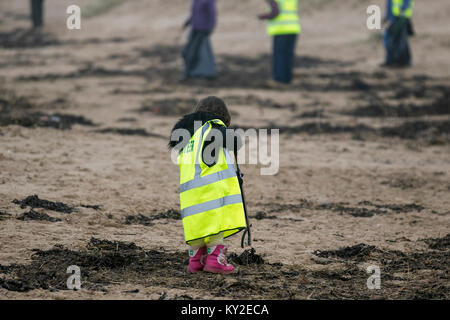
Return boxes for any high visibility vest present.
[177,119,246,244]
[392,0,414,18]
[267,0,301,36]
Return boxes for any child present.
[168,96,246,274]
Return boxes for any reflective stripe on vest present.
[392,0,414,18]
[267,0,301,36]
[182,194,243,219]
[180,166,236,193]
[177,119,246,243]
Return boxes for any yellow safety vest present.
[267,0,301,36]
[177,119,246,244]
[392,0,414,18]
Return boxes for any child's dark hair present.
[193,96,231,127]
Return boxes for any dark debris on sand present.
[229,248,265,266]
[251,211,277,220]
[151,209,180,220]
[12,195,74,214]
[117,117,137,123]
[0,211,12,220]
[125,214,154,226]
[0,28,59,48]
[422,234,450,251]
[136,98,197,116]
[318,202,387,218]
[135,44,183,64]
[0,238,182,292]
[310,241,449,299]
[125,209,181,226]
[296,109,326,119]
[313,243,377,261]
[80,204,101,211]
[94,127,165,139]
[346,102,450,118]
[0,112,96,130]
[380,176,425,190]
[0,237,448,299]
[223,95,297,111]
[17,64,147,82]
[347,86,450,118]
[259,199,424,218]
[357,201,424,213]
[0,90,96,130]
[86,237,140,251]
[312,241,450,275]
[238,120,450,144]
[16,209,61,222]
[236,79,450,143]
[0,28,127,49]
[250,210,304,222]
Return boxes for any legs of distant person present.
[182,30,209,79]
[31,0,44,28]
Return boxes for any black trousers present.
[30,0,44,27]
[385,17,412,66]
[272,34,298,84]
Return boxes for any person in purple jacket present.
[181,0,218,80]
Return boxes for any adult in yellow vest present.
[382,0,414,67]
[259,0,301,84]
[169,97,246,274]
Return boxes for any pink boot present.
[187,246,207,273]
[204,245,235,274]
